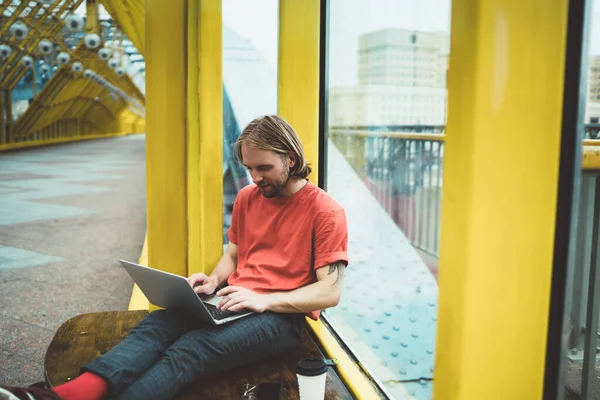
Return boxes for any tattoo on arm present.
[328,261,346,286]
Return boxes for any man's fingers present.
[194,284,211,294]
[219,296,241,311]
[219,294,248,310]
[188,274,207,286]
[217,286,240,296]
[228,301,249,312]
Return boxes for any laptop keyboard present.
[204,302,240,320]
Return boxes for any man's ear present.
[288,153,297,168]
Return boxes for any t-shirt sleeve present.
[227,194,241,245]
[313,207,349,270]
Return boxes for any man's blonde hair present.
[234,115,312,179]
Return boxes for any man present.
[1,115,348,400]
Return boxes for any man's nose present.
[251,171,263,184]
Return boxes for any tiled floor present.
[0,136,147,386]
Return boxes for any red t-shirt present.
[227,181,348,320]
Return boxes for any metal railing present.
[585,124,600,139]
[329,128,445,258]
[569,167,600,399]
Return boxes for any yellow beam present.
[12,38,144,138]
[4,0,85,88]
[145,0,187,277]
[16,97,117,139]
[0,1,29,37]
[14,71,69,135]
[1,1,66,88]
[0,131,141,152]
[0,2,45,78]
[101,0,145,55]
[278,0,320,182]
[305,318,386,399]
[433,0,568,398]
[332,130,446,142]
[0,1,12,15]
[583,146,600,170]
[186,0,223,276]
[86,0,99,33]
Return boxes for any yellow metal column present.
[278,0,320,182]
[434,0,569,399]
[186,0,223,276]
[145,0,188,277]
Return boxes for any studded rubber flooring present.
[326,142,438,400]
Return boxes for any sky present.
[72,0,600,87]
[222,0,600,88]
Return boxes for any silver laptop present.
[119,259,253,325]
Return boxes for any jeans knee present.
[127,310,195,343]
[139,309,186,328]
[162,345,206,382]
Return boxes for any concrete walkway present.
[0,135,147,386]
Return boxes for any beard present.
[258,164,290,198]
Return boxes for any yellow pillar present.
[145,0,188,276]
[434,0,572,399]
[145,0,223,278]
[278,0,320,183]
[186,0,223,276]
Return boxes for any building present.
[586,102,600,124]
[330,28,449,128]
[358,28,449,88]
[589,56,600,103]
[329,85,447,126]
[587,56,600,124]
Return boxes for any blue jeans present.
[82,310,304,400]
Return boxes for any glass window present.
[324,0,451,398]
[221,0,279,243]
[563,1,600,399]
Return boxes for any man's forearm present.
[266,280,341,314]
[209,253,237,287]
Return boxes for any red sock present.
[53,372,109,400]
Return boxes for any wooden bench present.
[44,311,354,399]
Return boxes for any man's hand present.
[188,273,217,295]
[216,286,271,313]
